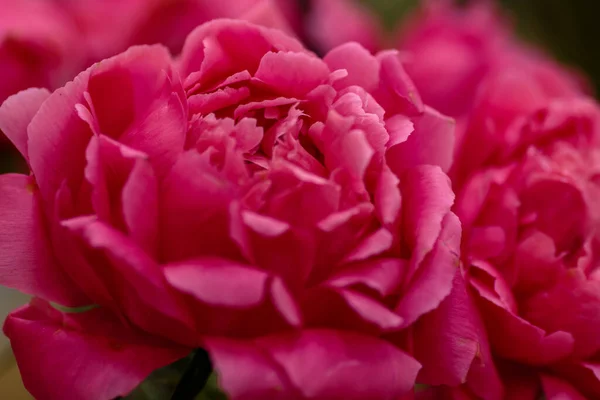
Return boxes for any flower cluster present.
[1,1,600,400]
[400,2,600,399]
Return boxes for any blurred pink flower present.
[455,93,600,400]
[402,3,600,399]
[0,19,464,399]
[55,0,277,60]
[398,1,585,119]
[0,0,79,105]
[301,0,383,54]
[0,0,382,126]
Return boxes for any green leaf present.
[195,373,228,400]
[415,384,430,392]
[49,302,99,314]
[122,354,195,400]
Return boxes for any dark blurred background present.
[364,0,600,95]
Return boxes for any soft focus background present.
[1,0,599,397]
[364,0,600,95]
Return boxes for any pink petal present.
[401,165,456,281]
[255,51,330,97]
[86,45,187,175]
[234,96,299,119]
[469,266,575,365]
[257,329,421,399]
[27,70,92,207]
[322,113,375,182]
[189,86,251,115]
[65,220,196,345]
[0,174,86,305]
[303,287,403,334]
[386,114,414,148]
[231,209,316,290]
[312,203,374,282]
[206,329,421,400]
[122,155,158,255]
[413,271,504,400]
[0,87,49,161]
[520,177,589,255]
[164,258,301,336]
[324,42,380,92]
[202,336,293,400]
[84,134,158,254]
[521,274,600,359]
[551,361,600,398]
[180,19,305,91]
[327,258,405,297]
[373,50,423,116]
[84,136,144,231]
[4,304,189,400]
[386,106,456,174]
[397,212,461,326]
[541,375,587,400]
[159,150,240,262]
[342,228,394,263]
[412,271,478,386]
[374,165,402,226]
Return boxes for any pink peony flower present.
[0,0,79,105]
[0,19,463,400]
[455,93,600,400]
[400,3,600,398]
[398,1,585,119]
[402,7,600,399]
[56,0,280,61]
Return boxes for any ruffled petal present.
[0,87,49,160]
[0,174,86,306]
[205,329,421,400]
[4,304,189,400]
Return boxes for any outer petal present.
[396,212,461,326]
[521,271,600,359]
[0,88,49,160]
[469,264,574,365]
[179,19,305,91]
[552,362,600,398]
[205,329,421,400]
[0,174,86,305]
[386,107,456,174]
[324,42,380,92]
[64,219,196,345]
[164,257,301,336]
[86,45,187,175]
[326,258,405,298]
[4,304,189,400]
[412,271,479,387]
[254,51,330,98]
[27,70,92,207]
[159,150,240,262]
[401,165,456,283]
[303,286,403,335]
[397,164,460,326]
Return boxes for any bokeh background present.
[1,0,599,397]
[364,0,600,95]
